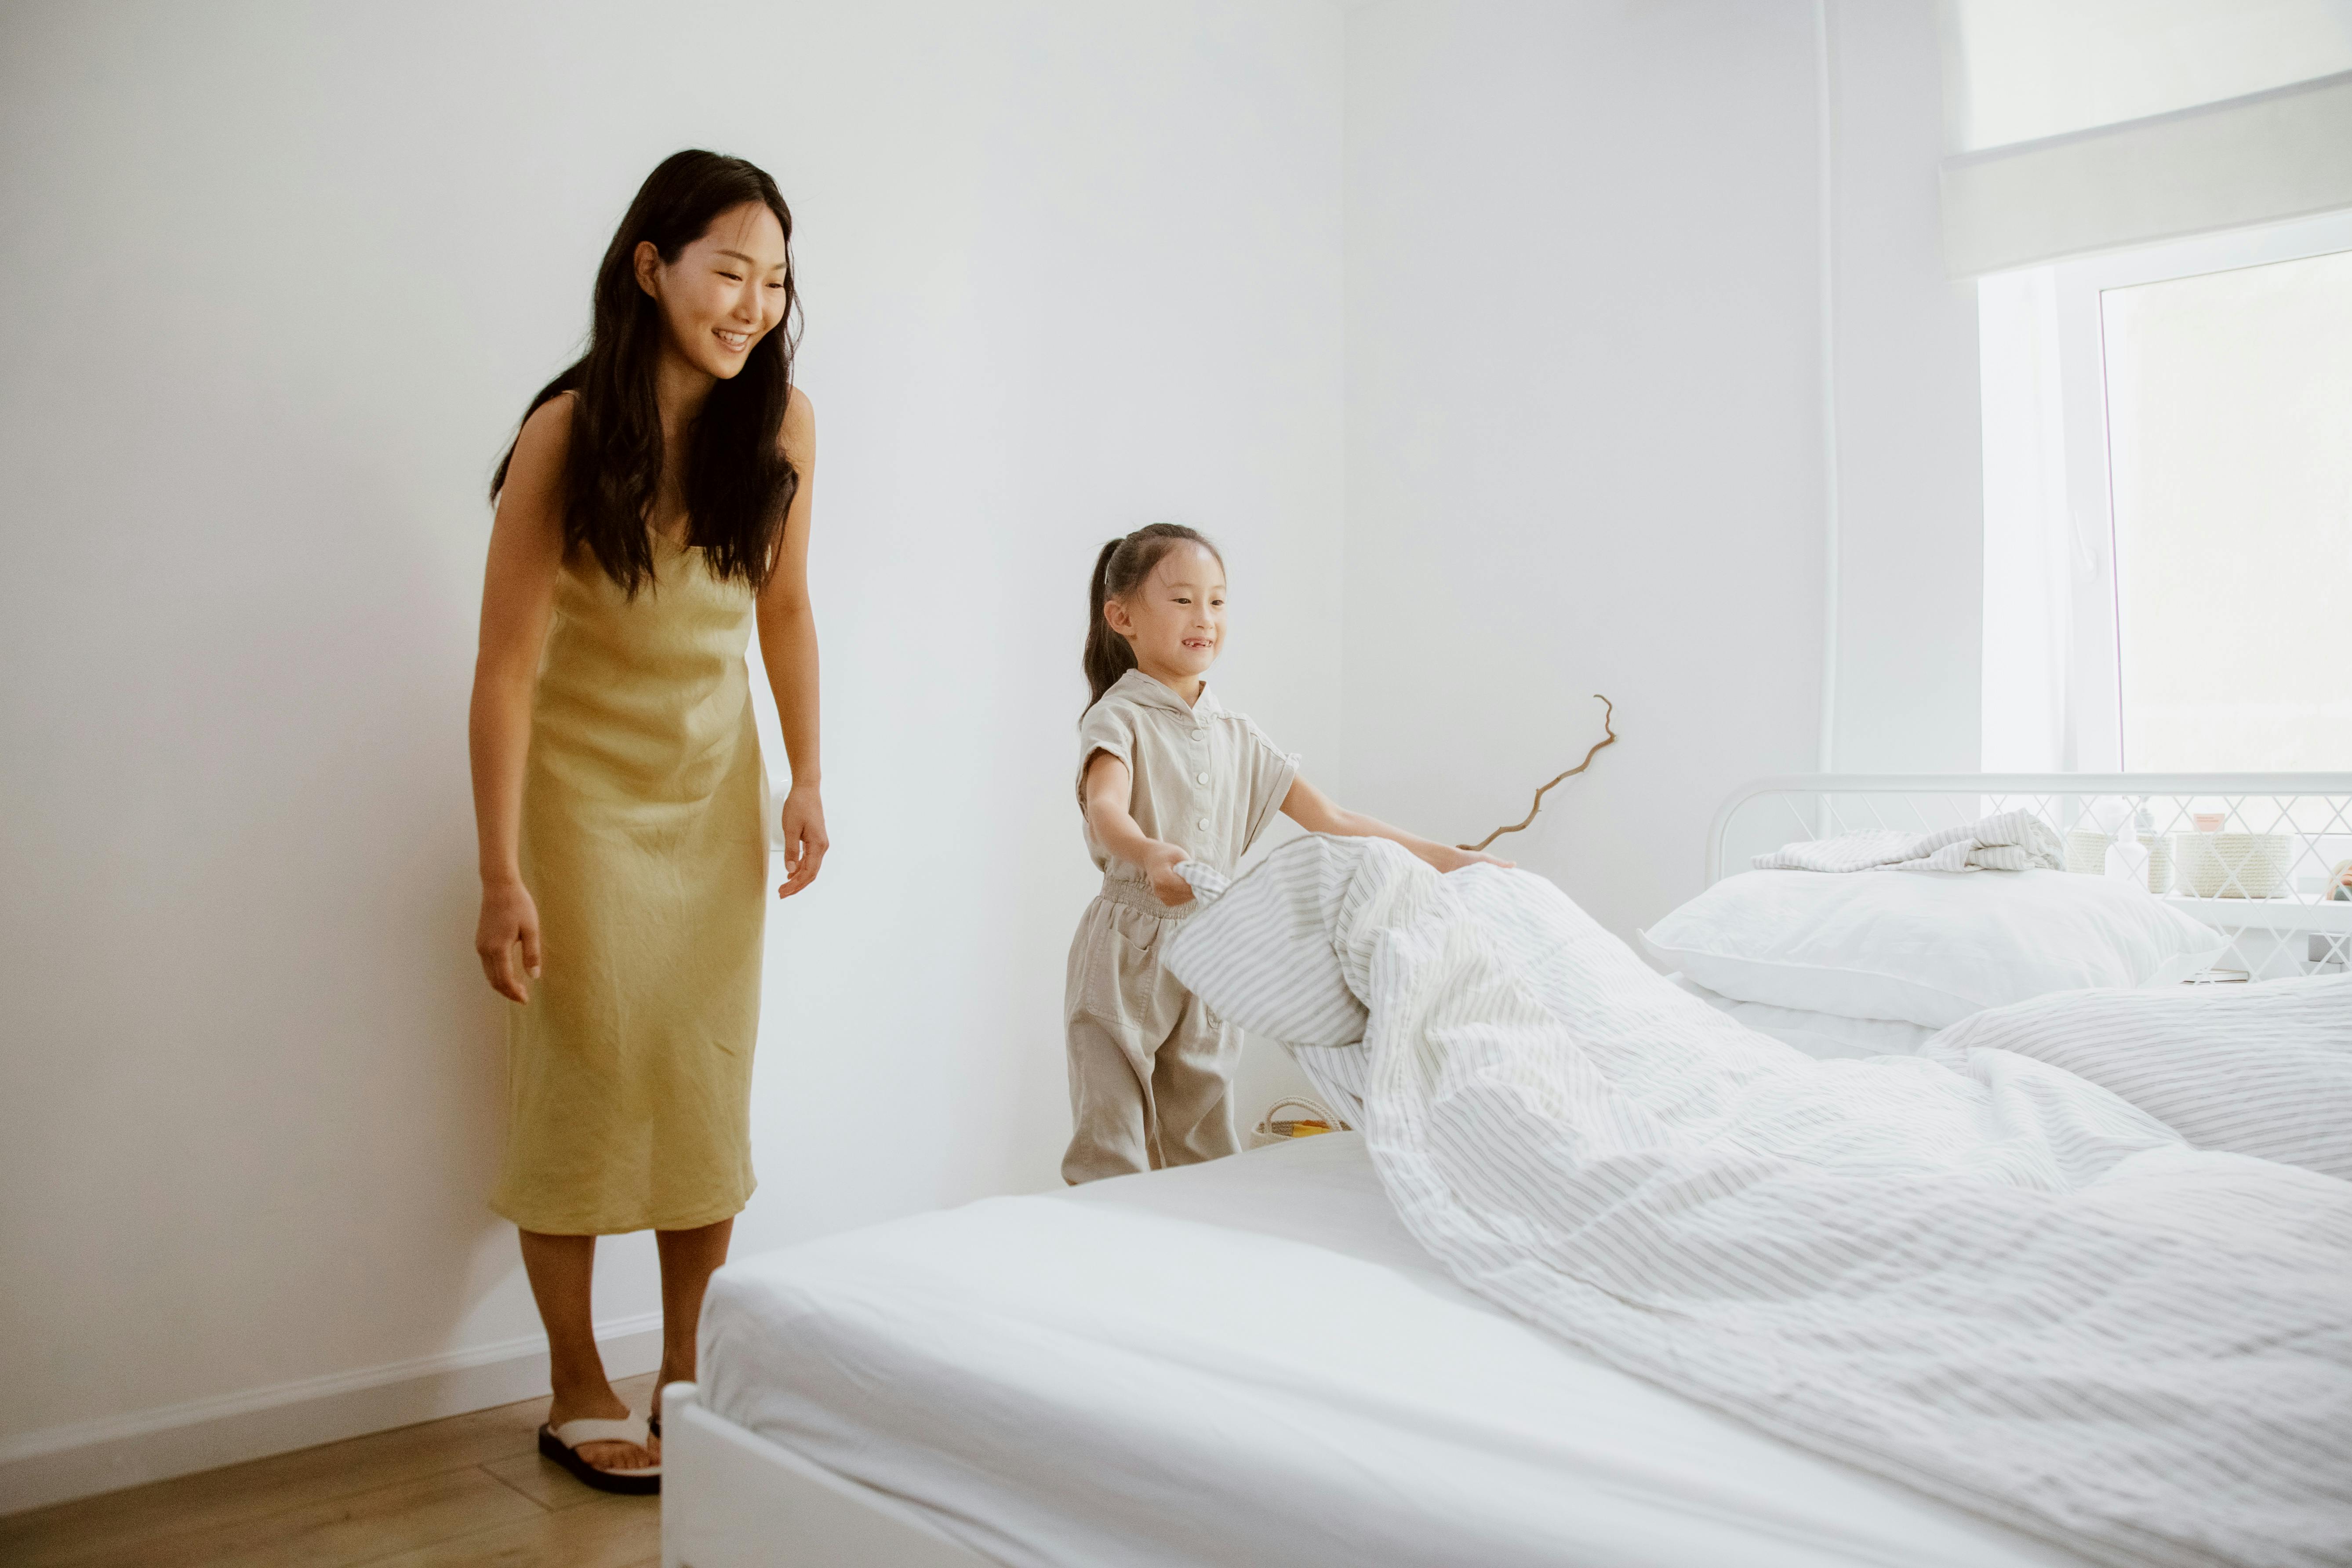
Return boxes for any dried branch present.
[1459,695,1618,852]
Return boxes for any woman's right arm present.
[469,398,571,1004]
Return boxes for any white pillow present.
[1640,869,2227,1029]
[1669,975,1937,1059]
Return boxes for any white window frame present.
[1980,205,2352,772]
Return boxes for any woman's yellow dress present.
[490,533,767,1235]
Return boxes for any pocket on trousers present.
[1068,909,1150,1031]
[1108,903,1161,957]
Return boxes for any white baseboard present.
[0,1312,664,1517]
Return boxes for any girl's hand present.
[476,880,542,1004]
[1423,844,1514,874]
[778,782,829,899]
[1143,840,1195,906]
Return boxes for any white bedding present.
[1639,866,2226,1028]
[1163,837,2352,1568]
[1922,975,2352,1182]
[701,1134,2090,1568]
[1749,808,2064,873]
[1669,974,1939,1059]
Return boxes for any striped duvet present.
[1165,837,2352,1568]
[1922,976,2352,1183]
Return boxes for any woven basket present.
[1249,1095,1351,1149]
[2064,828,2173,892]
[2170,833,2293,899]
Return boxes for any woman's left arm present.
[1279,775,1512,873]
[758,387,827,898]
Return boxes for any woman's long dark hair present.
[491,150,800,595]
[1083,524,1221,710]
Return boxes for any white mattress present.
[699,1135,2092,1568]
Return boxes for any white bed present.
[1707,773,2352,983]
[666,1132,2087,1568]
[665,771,2352,1568]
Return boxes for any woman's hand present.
[1142,840,1195,906]
[476,880,542,1004]
[1421,844,1514,874]
[777,782,829,898]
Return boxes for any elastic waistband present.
[1095,876,1198,917]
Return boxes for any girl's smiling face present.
[634,200,792,382]
[1106,542,1226,689]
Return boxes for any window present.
[2104,248,2352,771]
[1979,208,2352,774]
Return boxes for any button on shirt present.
[1075,669,1300,894]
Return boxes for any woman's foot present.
[547,1391,655,1473]
[649,1360,687,1440]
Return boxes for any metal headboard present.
[1708,774,2352,982]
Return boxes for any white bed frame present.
[661,1380,990,1568]
[1709,773,2352,979]
[666,771,2352,1568]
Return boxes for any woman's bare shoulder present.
[507,393,577,475]
[499,393,578,509]
[780,384,815,459]
[521,389,578,442]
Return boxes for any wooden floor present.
[0,1374,662,1568]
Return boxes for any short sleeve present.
[1075,700,1137,809]
[1237,716,1301,851]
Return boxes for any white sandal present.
[537,1413,661,1495]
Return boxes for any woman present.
[469,150,823,1492]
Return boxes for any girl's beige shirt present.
[1075,669,1298,900]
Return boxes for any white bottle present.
[2105,813,2152,893]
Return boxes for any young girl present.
[1063,523,1508,1184]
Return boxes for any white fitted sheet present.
[1670,973,1940,1059]
[699,1135,2092,1568]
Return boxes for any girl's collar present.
[1113,668,1222,717]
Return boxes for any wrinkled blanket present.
[1754,808,2064,872]
[1166,837,2352,1568]
[1923,975,2352,1182]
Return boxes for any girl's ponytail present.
[1083,538,1135,709]
[1081,523,1221,712]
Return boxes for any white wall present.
[1823,0,1985,774]
[1,0,1990,1510]
[1338,0,1829,939]
[0,0,1341,1505]
[1336,0,1980,927]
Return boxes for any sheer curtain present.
[1976,268,2073,771]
